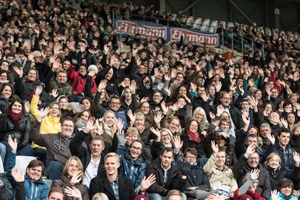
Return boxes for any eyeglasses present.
[62,124,74,128]
[161,134,170,138]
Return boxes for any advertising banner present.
[114,20,220,47]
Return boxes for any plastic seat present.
[16,156,36,174]
[227,22,234,28]
[0,157,4,173]
[43,178,53,188]
[192,17,202,29]
[201,18,211,32]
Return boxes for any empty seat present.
[0,157,4,173]
[16,156,36,175]
[193,17,202,29]
[227,22,234,28]
[201,18,211,32]
[43,178,53,188]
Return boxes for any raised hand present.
[140,174,156,192]
[293,152,300,167]
[245,143,256,157]
[116,118,124,131]
[280,118,288,128]
[154,111,163,125]
[270,190,280,200]
[211,140,219,155]
[140,97,149,103]
[95,119,104,135]
[38,107,50,122]
[161,102,168,115]
[150,127,161,141]
[84,117,95,134]
[11,168,24,183]
[129,80,136,94]
[70,170,83,185]
[65,186,82,199]
[250,169,260,180]
[13,66,23,78]
[127,109,136,122]
[172,103,179,111]
[50,89,58,98]
[24,101,30,113]
[173,135,183,150]
[35,85,43,96]
[8,135,17,153]
[98,79,107,92]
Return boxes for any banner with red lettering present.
[114,20,220,47]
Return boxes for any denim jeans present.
[33,148,47,166]
[45,160,64,180]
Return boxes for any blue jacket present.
[6,151,49,200]
[116,145,146,190]
[264,143,295,173]
[269,192,297,200]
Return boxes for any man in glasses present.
[30,112,75,180]
[233,144,271,199]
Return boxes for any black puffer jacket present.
[0,95,11,114]
[0,113,31,149]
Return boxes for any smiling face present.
[80,111,90,121]
[280,186,292,196]
[267,154,281,170]
[278,132,290,147]
[104,155,120,176]
[11,101,22,114]
[81,99,91,110]
[61,120,74,138]
[134,116,144,128]
[215,151,226,169]
[67,159,79,177]
[247,152,259,168]
[189,120,198,132]
[129,141,143,161]
[27,69,37,81]
[90,139,104,157]
[49,103,60,117]
[59,97,68,109]
[161,130,171,144]
[27,166,43,182]
[104,112,115,127]
[1,85,12,98]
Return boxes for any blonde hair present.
[62,156,84,179]
[92,193,109,200]
[193,107,208,124]
[265,152,281,170]
[104,152,120,163]
[102,110,117,134]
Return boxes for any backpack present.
[0,173,13,200]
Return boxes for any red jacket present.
[67,65,96,95]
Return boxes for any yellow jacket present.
[30,95,61,149]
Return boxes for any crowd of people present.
[0,0,300,200]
